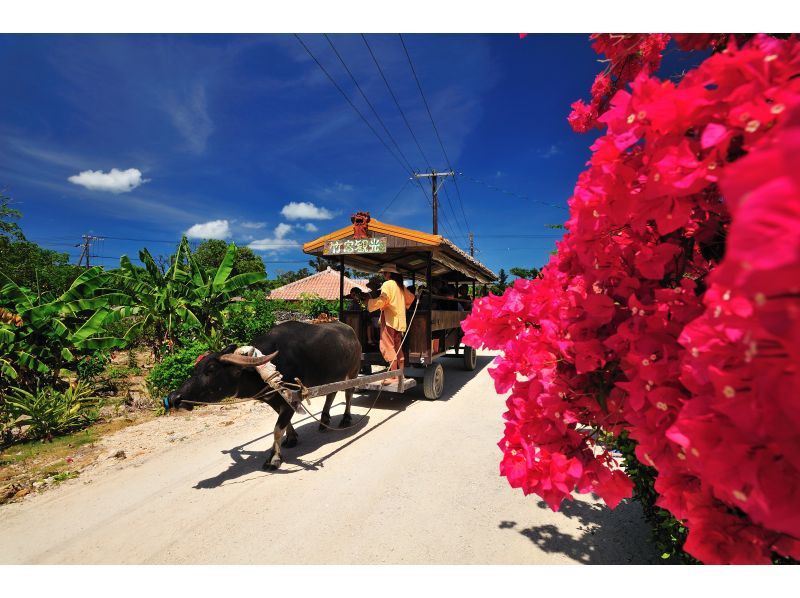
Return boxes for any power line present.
[361,33,433,171]
[399,34,472,236]
[294,34,444,241]
[322,35,460,239]
[101,235,180,245]
[358,33,466,241]
[324,34,418,176]
[294,34,413,182]
[378,178,411,218]
[473,234,563,238]
[461,174,569,212]
[101,235,300,247]
[441,177,470,245]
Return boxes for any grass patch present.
[52,471,79,483]
[105,365,142,379]
[0,412,155,486]
[0,429,98,468]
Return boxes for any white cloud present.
[304,223,318,232]
[67,168,147,193]
[539,144,562,159]
[280,201,334,221]
[185,219,231,239]
[240,221,267,229]
[163,83,214,154]
[321,182,354,195]
[274,223,292,238]
[248,223,299,253]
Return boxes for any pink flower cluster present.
[464,34,800,564]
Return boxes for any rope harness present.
[166,287,424,434]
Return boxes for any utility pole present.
[414,170,454,235]
[469,232,474,257]
[76,234,101,268]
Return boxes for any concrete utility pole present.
[469,232,474,257]
[414,170,454,235]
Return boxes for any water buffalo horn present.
[219,350,278,366]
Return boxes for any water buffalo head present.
[166,344,278,411]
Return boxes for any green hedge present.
[147,341,209,398]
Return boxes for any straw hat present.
[378,263,399,274]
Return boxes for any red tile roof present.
[268,267,369,301]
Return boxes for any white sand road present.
[0,351,659,564]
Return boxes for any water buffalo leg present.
[283,422,298,447]
[319,392,336,431]
[339,388,353,427]
[265,406,294,470]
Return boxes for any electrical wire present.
[378,178,411,218]
[294,34,414,184]
[295,34,451,243]
[324,34,418,176]
[361,34,434,171]
[399,34,472,237]
[440,177,470,245]
[460,174,569,212]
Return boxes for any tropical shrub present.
[76,351,110,381]
[147,341,210,398]
[463,34,800,564]
[223,291,276,346]
[3,381,102,441]
[298,293,339,318]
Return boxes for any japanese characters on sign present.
[324,237,387,255]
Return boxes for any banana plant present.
[182,238,266,339]
[0,267,127,389]
[112,240,201,354]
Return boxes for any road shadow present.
[499,497,661,565]
[193,396,414,489]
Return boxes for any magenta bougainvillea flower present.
[465,33,800,564]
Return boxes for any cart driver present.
[355,264,413,386]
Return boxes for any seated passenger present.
[458,285,472,311]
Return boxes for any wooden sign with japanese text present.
[323,237,387,255]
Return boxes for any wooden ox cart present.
[288,214,496,401]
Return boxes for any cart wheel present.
[462,345,477,371]
[423,363,444,400]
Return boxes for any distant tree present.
[510,267,541,280]
[491,268,509,295]
[309,255,352,277]
[266,268,313,291]
[190,239,266,279]
[0,196,81,296]
[1,195,23,241]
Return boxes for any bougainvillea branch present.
[463,33,800,564]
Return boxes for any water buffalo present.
[167,320,362,469]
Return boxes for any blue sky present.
[0,34,707,277]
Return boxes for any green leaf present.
[0,360,19,379]
[17,351,49,374]
[71,309,112,343]
[212,243,236,289]
[79,336,126,350]
[221,272,266,293]
[0,327,15,343]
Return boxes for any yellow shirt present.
[367,280,413,332]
